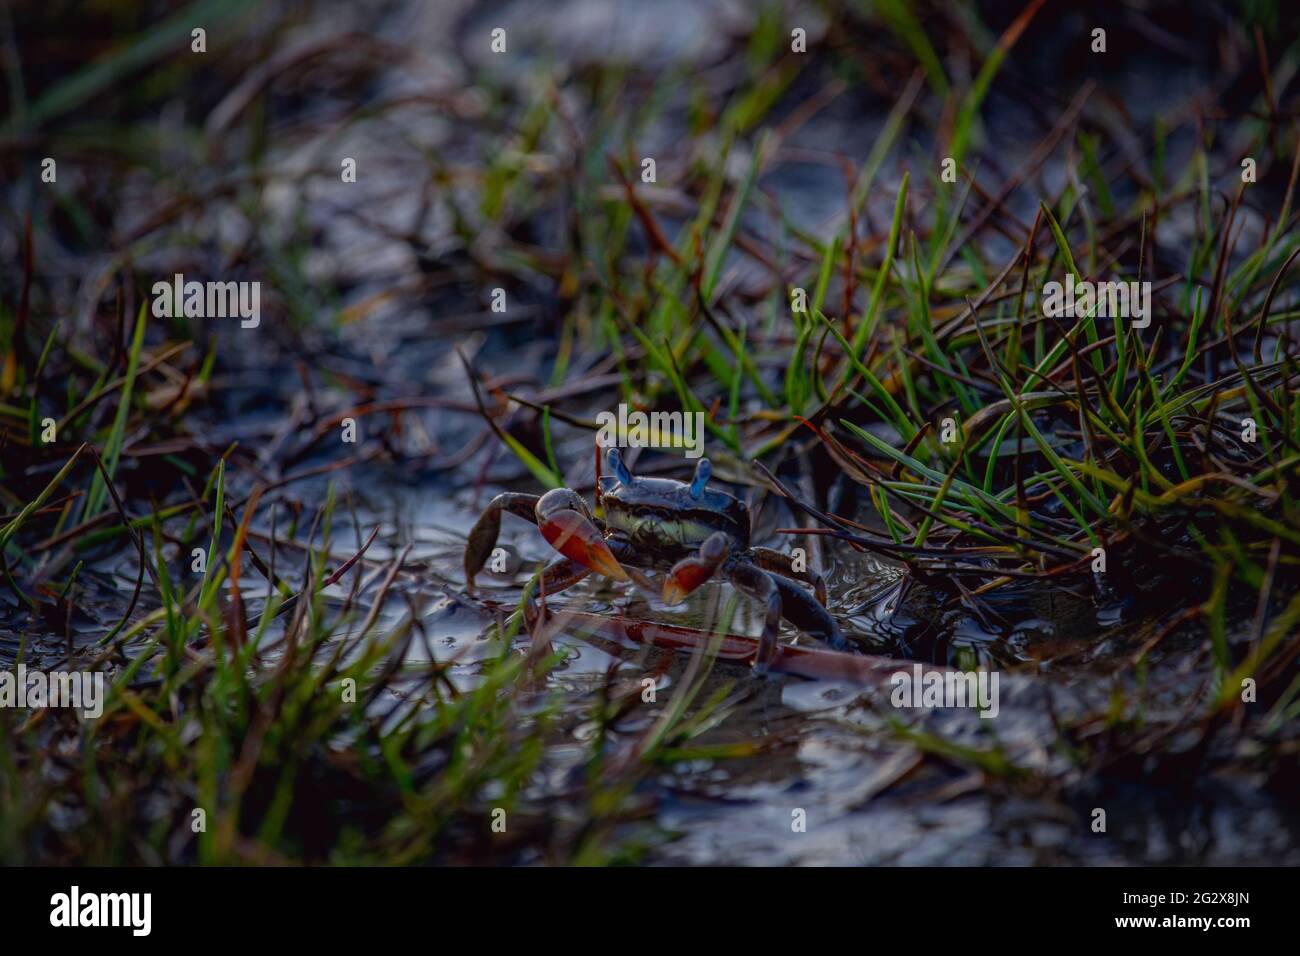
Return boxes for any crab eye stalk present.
[689,458,711,499]
[606,447,633,485]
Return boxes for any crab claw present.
[662,532,730,605]
[536,488,628,581]
[542,512,628,581]
[662,565,709,605]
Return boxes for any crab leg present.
[536,488,629,581]
[766,571,846,650]
[730,565,847,673]
[523,538,644,625]
[527,555,591,616]
[464,493,542,595]
[751,546,830,606]
[728,562,785,673]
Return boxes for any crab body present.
[600,479,749,557]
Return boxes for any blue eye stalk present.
[606,446,633,485]
[689,458,711,499]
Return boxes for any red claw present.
[663,560,714,605]
[663,534,730,605]
[539,509,629,581]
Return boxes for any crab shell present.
[598,474,750,555]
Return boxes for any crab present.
[464,447,846,670]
